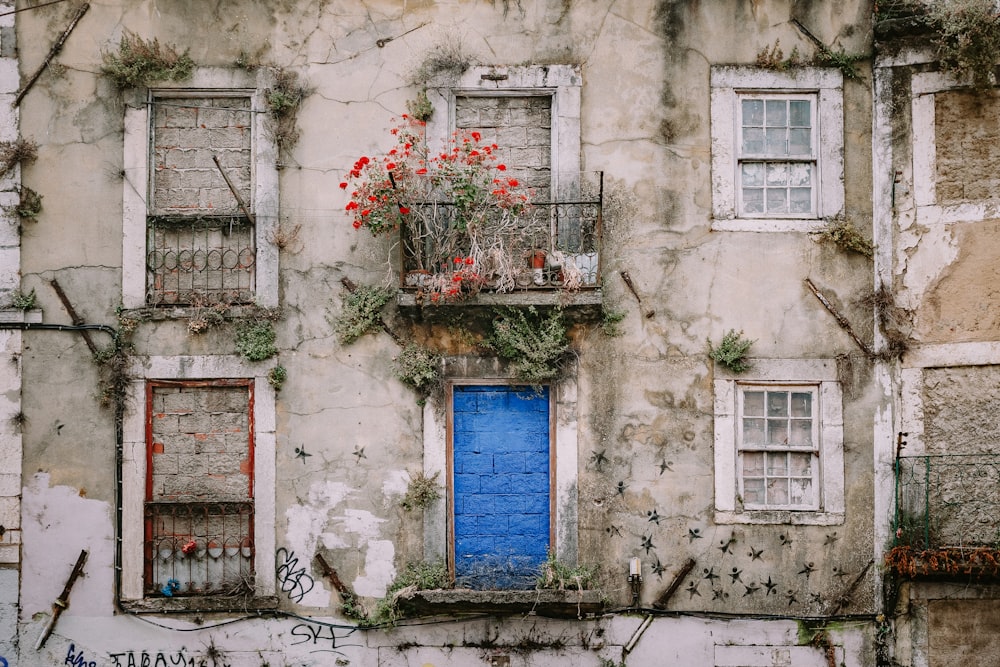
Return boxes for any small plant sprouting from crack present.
[407,36,472,87]
[812,217,874,258]
[333,285,393,345]
[266,68,308,154]
[756,40,803,71]
[10,288,35,311]
[267,222,302,251]
[814,46,865,81]
[406,89,434,122]
[392,343,441,396]
[267,365,287,391]
[600,307,626,337]
[0,139,38,179]
[15,186,42,221]
[235,319,278,362]
[400,470,442,511]
[710,329,754,373]
[100,33,194,89]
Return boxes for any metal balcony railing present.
[399,172,602,294]
[144,501,255,597]
[894,454,1000,550]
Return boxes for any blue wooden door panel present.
[453,385,550,589]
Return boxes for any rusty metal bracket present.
[805,278,874,358]
[315,552,359,605]
[14,3,90,107]
[49,278,98,355]
[35,548,88,649]
[620,270,654,319]
[652,557,695,609]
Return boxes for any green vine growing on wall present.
[392,343,441,396]
[15,186,42,221]
[927,0,1000,89]
[487,307,571,386]
[333,285,393,345]
[235,319,278,362]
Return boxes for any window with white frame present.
[711,67,844,231]
[714,359,844,525]
[122,69,279,311]
[120,356,277,611]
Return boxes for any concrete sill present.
[396,289,603,323]
[121,595,279,614]
[396,588,606,619]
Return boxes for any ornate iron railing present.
[399,172,602,293]
[144,501,254,597]
[894,454,1000,549]
[146,215,256,306]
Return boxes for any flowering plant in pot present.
[341,117,539,301]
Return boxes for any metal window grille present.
[144,501,254,597]
[146,215,256,306]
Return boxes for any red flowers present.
[497,164,507,171]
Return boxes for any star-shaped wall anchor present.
[606,525,622,537]
[824,531,839,545]
[703,567,720,582]
[719,536,736,554]
[763,576,777,595]
[353,445,366,463]
[779,534,793,547]
[590,449,608,469]
[647,509,662,525]
[658,459,673,475]
[786,591,798,606]
[652,559,667,578]
[743,583,760,597]
[712,588,728,601]
[685,581,700,598]
[748,546,764,561]
[641,534,655,554]
[799,562,816,580]
[687,527,702,542]
[729,567,742,583]
[832,566,851,579]
[294,445,312,463]
[615,480,628,496]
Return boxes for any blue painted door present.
[452,385,550,589]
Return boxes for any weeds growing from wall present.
[927,0,1000,89]
[812,217,874,258]
[399,470,442,511]
[599,307,626,337]
[406,89,434,122]
[101,33,194,89]
[267,365,287,391]
[487,307,570,386]
[346,561,451,626]
[756,40,802,71]
[392,343,441,396]
[235,319,278,361]
[10,289,35,310]
[407,36,472,87]
[15,186,42,222]
[333,285,393,345]
[709,329,754,373]
[266,69,308,154]
[0,138,37,178]
[537,550,598,591]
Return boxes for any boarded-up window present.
[144,381,254,598]
[147,96,255,306]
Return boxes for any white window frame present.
[122,68,279,310]
[120,355,277,607]
[711,67,844,232]
[423,64,582,196]
[714,359,844,525]
[736,384,821,511]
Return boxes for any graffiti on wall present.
[289,620,360,655]
[108,650,230,667]
[275,547,315,603]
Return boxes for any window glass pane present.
[790,478,812,505]
[789,100,811,126]
[789,452,812,475]
[743,477,765,504]
[766,163,789,186]
[742,99,764,126]
[766,391,788,417]
[766,452,788,475]
[742,188,764,213]
[743,391,765,415]
[765,127,787,155]
[765,99,787,126]
[790,419,812,446]
[742,127,765,154]
[791,392,812,417]
[789,188,812,214]
[741,163,765,187]
[788,128,811,155]
[767,189,788,213]
[766,478,789,505]
[789,164,812,186]
[767,420,788,445]
[743,452,765,475]
[743,418,766,445]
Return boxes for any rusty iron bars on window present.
[146,215,256,307]
[144,501,254,597]
[399,171,603,291]
[893,454,1000,550]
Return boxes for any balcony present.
[396,172,603,317]
[889,454,1000,578]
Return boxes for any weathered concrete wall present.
[13,0,879,665]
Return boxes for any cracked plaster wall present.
[13,1,877,665]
